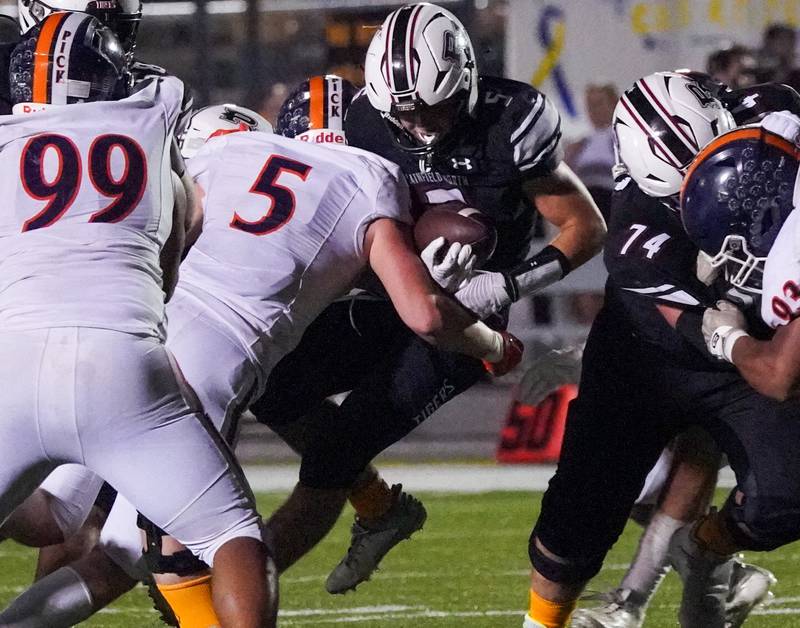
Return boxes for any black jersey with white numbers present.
[344,75,562,271]
[603,177,727,367]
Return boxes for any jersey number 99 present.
[20,133,147,232]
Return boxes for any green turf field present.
[0,490,797,627]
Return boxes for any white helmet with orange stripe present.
[363,2,477,155]
[613,71,736,205]
[9,12,128,111]
[179,104,272,159]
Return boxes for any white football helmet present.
[18,0,141,54]
[363,2,477,153]
[180,104,272,159]
[613,71,735,204]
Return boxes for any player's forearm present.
[732,335,800,401]
[547,202,607,268]
[410,293,504,360]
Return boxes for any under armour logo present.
[451,157,473,170]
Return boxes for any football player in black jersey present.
[525,72,800,628]
[249,1,605,594]
[568,73,800,628]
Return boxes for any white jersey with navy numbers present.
[181,132,412,365]
[0,76,183,337]
[761,208,800,328]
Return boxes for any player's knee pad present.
[138,515,210,576]
[528,529,604,585]
[725,494,800,551]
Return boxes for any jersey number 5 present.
[230,155,312,235]
[20,133,147,232]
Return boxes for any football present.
[413,202,498,267]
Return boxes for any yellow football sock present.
[526,588,576,628]
[157,574,220,628]
[349,476,394,520]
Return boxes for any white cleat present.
[724,560,776,628]
[569,589,645,628]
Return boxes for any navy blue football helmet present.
[681,127,800,294]
[276,75,357,144]
[10,11,128,107]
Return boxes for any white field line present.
[243,464,739,494]
[277,603,800,625]
[282,564,632,585]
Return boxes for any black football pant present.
[530,304,800,584]
[251,297,487,488]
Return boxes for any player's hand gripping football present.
[483,330,524,376]
[517,345,583,405]
[702,300,749,362]
[421,236,477,292]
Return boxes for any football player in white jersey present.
[0,12,274,627]
[0,81,524,625]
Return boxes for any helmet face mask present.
[681,128,800,295]
[364,3,477,157]
[389,91,467,153]
[708,234,765,294]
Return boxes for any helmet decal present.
[276,75,357,143]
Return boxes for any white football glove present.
[696,251,719,286]
[453,270,512,319]
[517,345,584,406]
[761,110,800,145]
[702,300,749,362]
[420,237,477,293]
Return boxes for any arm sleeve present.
[510,91,563,175]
